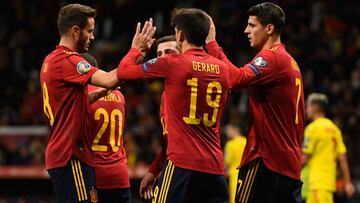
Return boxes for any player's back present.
[305,117,345,191]
[158,49,231,175]
[40,46,97,169]
[88,85,130,189]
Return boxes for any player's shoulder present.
[310,118,338,133]
[250,49,277,69]
[256,48,277,59]
[305,120,318,134]
[255,44,290,63]
[322,118,341,133]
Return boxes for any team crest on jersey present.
[254,56,268,67]
[90,187,98,203]
[76,61,91,74]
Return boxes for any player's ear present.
[266,24,275,35]
[178,30,185,42]
[71,25,81,37]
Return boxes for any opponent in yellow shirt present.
[302,93,355,203]
[224,124,246,203]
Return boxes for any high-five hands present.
[132,18,156,52]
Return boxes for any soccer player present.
[205,2,305,202]
[139,35,180,200]
[224,124,247,203]
[117,8,230,202]
[81,53,131,203]
[302,93,355,203]
[40,4,154,202]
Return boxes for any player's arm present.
[338,153,355,198]
[301,127,316,167]
[205,14,277,89]
[92,19,156,85]
[336,129,355,198]
[89,68,120,89]
[140,151,165,199]
[88,88,113,104]
[205,13,240,71]
[140,135,167,199]
[205,15,239,71]
[301,154,310,166]
[148,149,166,177]
[209,43,277,89]
[117,45,170,81]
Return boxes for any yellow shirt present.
[302,117,346,191]
[225,136,247,172]
[225,135,246,203]
[301,165,309,199]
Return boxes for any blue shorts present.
[48,157,97,203]
[235,158,302,203]
[153,159,228,203]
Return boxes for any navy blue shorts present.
[97,188,131,203]
[235,158,302,203]
[153,159,228,203]
[48,157,97,203]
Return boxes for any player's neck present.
[312,113,325,120]
[180,41,202,53]
[261,35,281,51]
[59,36,78,52]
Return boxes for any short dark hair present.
[307,93,329,113]
[155,35,176,49]
[247,2,285,34]
[171,8,210,47]
[80,53,98,67]
[57,4,96,36]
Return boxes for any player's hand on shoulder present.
[132,18,156,53]
[140,172,156,200]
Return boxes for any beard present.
[76,32,88,53]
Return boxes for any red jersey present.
[117,48,231,175]
[40,46,98,169]
[148,93,167,176]
[88,85,129,189]
[206,41,305,180]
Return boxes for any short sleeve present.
[63,54,99,86]
[335,128,347,154]
[141,57,170,80]
[302,126,317,155]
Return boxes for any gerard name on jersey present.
[192,61,220,74]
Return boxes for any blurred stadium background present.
[0,0,359,202]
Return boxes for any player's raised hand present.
[140,172,156,200]
[132,18,156,52]
[205,13,216,43]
